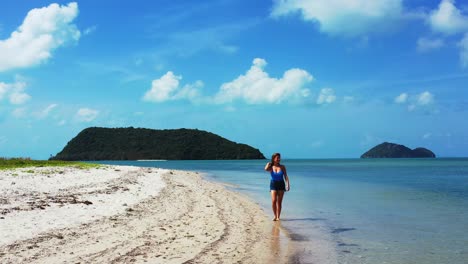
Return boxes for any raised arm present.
[264,162,272,171]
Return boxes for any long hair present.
[271,153,281,165]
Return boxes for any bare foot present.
[273,217,279,221]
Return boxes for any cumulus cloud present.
[428,0,468,35]
[417,37,445,52]
[142,58,328,106]
[75,108,98,122]
[395,93,408,103]
[214,58,313,104]
[417,91,434,105]
[316,88,336,104]
[173,81,203,101]
[0,2,80,72]
[143,71,181,102]
[396,91,435,111]
[459,33,468,67]
[271,0,404,36]
[142,71,203,103]
[10,92,31,105]
[0,80,31,105]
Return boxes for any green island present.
[50,127,266,161]
[361,142,436,158]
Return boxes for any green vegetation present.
[0,157,99,170]
[50,127,266,161]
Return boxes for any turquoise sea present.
[96,159,468,264]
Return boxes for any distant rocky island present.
[361,142,436,158]
[50,127,265,161]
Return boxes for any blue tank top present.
[270,169,284,181]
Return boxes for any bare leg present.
[276,191,285,220]
[271,191,278,220]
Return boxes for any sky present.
[1,0,468,159]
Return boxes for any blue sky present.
[1,0,468,159]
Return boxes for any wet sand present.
[0,165,295,263]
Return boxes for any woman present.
[264,153,290,221]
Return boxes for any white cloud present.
[144,58,318,106]
[57,119,66,126]
[459,33,468,67]
[417,91,434,105]
[142,71,203,103]
[396,91,435,111]
[428,0,468,35]
[10,92,31,105]
[214,58,313,104]
[395,92,408,103]
[0,2,80,72]
[0,80,31,105]
[172,81,204,101]
[34,103,58,118]
[417,37,445,52]
[75,108,98,122]
[316,88,336,104]
[143,71,181,102]
[271,0,404,36]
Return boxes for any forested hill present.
[50,127,266,161]
[360,142,436,158]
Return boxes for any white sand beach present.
[0,165,294,263]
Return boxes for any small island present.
[361,142,436,158]
[50,127,265,160]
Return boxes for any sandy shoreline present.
[0,165,295,263]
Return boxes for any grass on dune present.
[0,157,99,170]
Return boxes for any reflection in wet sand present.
[267,222,300,263]
[271,222,281,254]
[278,218,339,264]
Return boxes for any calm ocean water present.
[96,159,468,264]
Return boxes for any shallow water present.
[97,159,468,264]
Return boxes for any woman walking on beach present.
[265,153,290,221]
